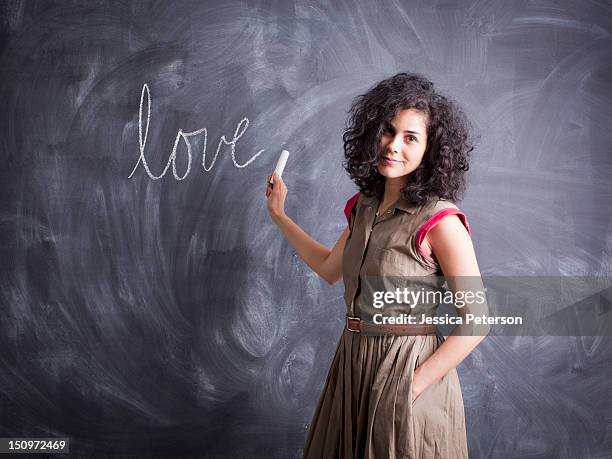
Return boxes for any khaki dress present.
[303,192,471,459]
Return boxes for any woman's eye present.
[405,135,417,143]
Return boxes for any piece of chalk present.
[270,150,290,184]
[274,150,290,177]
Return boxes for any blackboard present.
[1,1,611,457]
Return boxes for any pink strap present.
[344,192,361,223]
[415,208,471,263]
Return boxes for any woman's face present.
[377,108,429,181]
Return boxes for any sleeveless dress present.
[302,191,471,459]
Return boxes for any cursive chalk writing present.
[128,83,265,180]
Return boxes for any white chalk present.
[270,149,290,184]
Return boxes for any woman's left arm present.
[411,214,490,402]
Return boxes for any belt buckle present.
[346,316,361,333]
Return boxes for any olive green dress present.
[302,192,471,459]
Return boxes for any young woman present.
[265,73,488,458]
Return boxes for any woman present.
[266,73,489,458]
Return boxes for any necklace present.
[376,193,402,217]
[376,200,397,216]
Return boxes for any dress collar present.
[359,193,421,215]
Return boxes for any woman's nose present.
[389,136,402,154]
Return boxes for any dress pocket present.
[411,354,422,407]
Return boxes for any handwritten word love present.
[128,83,265,180]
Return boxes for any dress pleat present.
[303,329,468,458]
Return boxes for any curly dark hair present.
[342,72,476,204]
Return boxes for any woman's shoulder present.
[416,198,471,239]
[414,198,472,265]
[343,190,380,225]
[343,191,364,222]
[424,198,461,213]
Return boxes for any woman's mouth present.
[380,157,402,167]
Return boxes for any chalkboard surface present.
[1,1,611,458]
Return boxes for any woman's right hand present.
[265,171,288,220]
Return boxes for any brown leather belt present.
[346,316,438,335]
